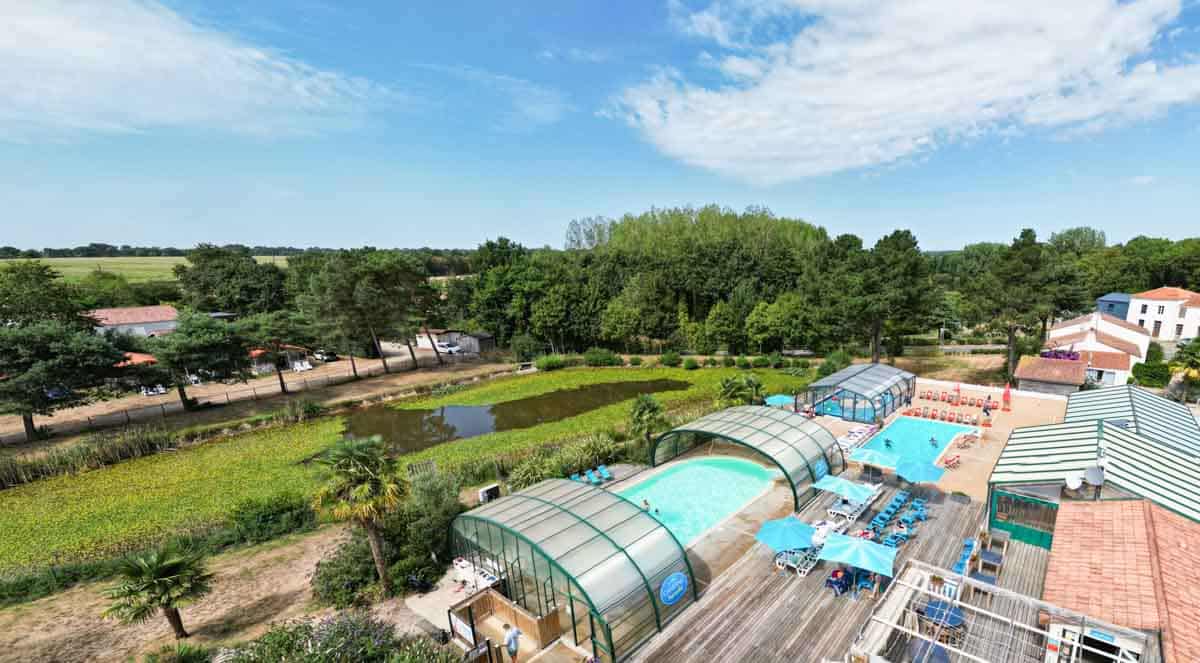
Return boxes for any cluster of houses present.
[1014,286,1200,395]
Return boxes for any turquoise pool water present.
[619,457,774,545]
[856,416,973,468]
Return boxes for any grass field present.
[0,256,287,282]
[0,366,807,572]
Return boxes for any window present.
[1157,305,1165,314]
[1177,324,1185,338]
[1153,320,1162,336]
[1138,319,1145,328]
[1140,304,1148,314]
[1180,307,1187,318]
[1105,303,1114,312]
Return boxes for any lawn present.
[0,419,342,573]
[0,366,810,573]
[0,256,286,282]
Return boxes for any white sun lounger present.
[826,483,884,522]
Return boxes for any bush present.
[226,612,411,663]
[816,349,852,378]
[534,354,566,371]
[736,356,751,369]
[228,492,316,544]
[142,643,212,663]
[660,351,682,367]
[1132,362,1171,388]
[583,347,622,367]
[768,352,784,368]
[703,356,717,367]
[1147,342,1165,364]
[751,355,770,368]
[796,359,811,370]
[509,334,540,362]
[272,399,324,425]
[628,356,643,366]
[683,358,700,370]
[722,356,736,367]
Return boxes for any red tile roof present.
[1013,356,1086,385]
[1078,350,1131,372]
[1045,501,1200,663]
[116,352,157,368]
[1133,287,1200,307]
[90,305,178,326]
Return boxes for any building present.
[804,363,917,423]
[90,305,179,337]
[415,328,495,354]
[1043,311,1150,385]
[987,385,1200,549]
[1126,286,1200,341]
[1012,355,1086,395]
[1042,500,1200,663]
[1095,292,1131,319]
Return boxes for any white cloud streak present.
[622,0,1200,183]
[0,0,392,141]
[422,65,572,131]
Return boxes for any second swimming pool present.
[854,416,974,468]
[619,457,774,546]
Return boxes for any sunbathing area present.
[430,369,1197,663]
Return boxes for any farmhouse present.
[90,305,178,337]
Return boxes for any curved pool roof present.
[650,405,842,510]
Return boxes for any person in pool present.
[929,436,938,447]
[884,438,894,449]
[641,499,651,511]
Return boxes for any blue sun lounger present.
[570,473,583,482]
[597,465,614,481]
[585,469,602,486]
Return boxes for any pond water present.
[344,379,689,454]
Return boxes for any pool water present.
[619,457,774,545]
[857,416,973,468]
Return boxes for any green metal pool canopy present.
[1062,384,1200,455]
[450,479,696,663]
[805,363,916,423]
[650,405,844,510]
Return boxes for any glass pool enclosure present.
[806,363,916,423]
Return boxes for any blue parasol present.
[755,517,816,552]
[896,460,945,485]
[817,532,898,577]
[813,475,876,503]
[849,447,899,468]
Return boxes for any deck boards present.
[631,484,999,663]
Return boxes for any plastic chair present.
[585,470,602,486]
[597,465,614,481]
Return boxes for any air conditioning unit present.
[478,484,501,504]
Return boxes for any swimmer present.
[641,499,651,511]
[929,436,938,447]
[884,438,894,449]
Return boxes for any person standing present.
[503,623,523,663]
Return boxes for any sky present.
[4,0,1200,251]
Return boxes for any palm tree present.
[629,394,667,446]
[312,435,406,594]
[102,546,213,639]
[1170,339,1200,399]
[742,374,764,405]
[718,376,745,405]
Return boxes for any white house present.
[1125,286,1200,341]
[91,305,179,337]
[1045,311,1150,385]
[415,328,495,354]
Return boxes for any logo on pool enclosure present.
[659,572,688,606]
[811,458,829,481]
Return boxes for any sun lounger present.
[954,412,963,423]
[597,465,614,481]
[585,470,602,486]
[940,391,948,402]
[942,455,961,469]
[570,473,583,482]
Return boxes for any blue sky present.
[4,0,1200,251]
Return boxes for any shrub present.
[1147,342,1165,364]
[703,356,717,367]
[583,347,622,367]
[751,355,770,368]
[509,334,540,362]
[534,354,566,371]
[226,612,404,663]
[795,359,811,370]
[1132,362,1171,388]
[736,356,751,369]
[142,643,212,663]
[660,351,682,367]
[683,358,700,370]
[768,352,784,368]
[722,356,736,367]
[273,399,324,425]
[816,349,852,378]
[628,356,643,366]
[228,493,316,544]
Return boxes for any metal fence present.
[1,354,481,445]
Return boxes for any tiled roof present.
[1078,350,1130,372]
[90,305,178,326]
[1044,500,1200,663]
[1133,286,1200,307]
[1013,356,1085,385]
[116,352,157,367]
[1049,328,1144,359]
[1050,312,1147,336]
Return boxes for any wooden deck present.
[631,483,1001,662]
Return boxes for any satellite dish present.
[1065,473,1084,491]
[1084,465,1105,486]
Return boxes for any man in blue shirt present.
[503,623,522,662]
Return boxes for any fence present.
[0,354,482,445]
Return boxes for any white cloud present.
[0,0,391,141]
[622,0,1200,183]
[538,47,609,63]
[1129,175,1157,185]
[420,65,572,131]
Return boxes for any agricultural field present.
[0,256,286,282]
[0,419,341,573]
[0,365,808,573]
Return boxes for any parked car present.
[436,341,461,355]
[313,349,339,362]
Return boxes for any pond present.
[345,379,689,454]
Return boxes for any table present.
[923,600,965,628]
[908,639,951,663]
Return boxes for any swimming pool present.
[853,416,974,469]
[619,457,774,545]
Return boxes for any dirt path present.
[0,525,430,662]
